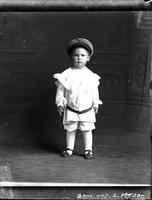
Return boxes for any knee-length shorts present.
[64,121,95,132]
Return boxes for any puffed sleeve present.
[55,83,67,107]
[92,74,103,107]
[53,69,70,107]
[53,68,71,90]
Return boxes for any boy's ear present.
[87,55,90,61]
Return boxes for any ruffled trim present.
[53,73,71,90]
[53,68,101,88]
[92,73,100,87]
[53,68,103,107]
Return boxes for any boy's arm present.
[55,84,67,115]
[92,85,103,114]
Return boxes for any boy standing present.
[53,38,102,159]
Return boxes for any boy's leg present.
[82,130,94,159]
[63,121,78,156]
[61,130,76,157]
[82,130,93,151]
[66,130,76,155]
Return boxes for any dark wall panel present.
[0,12,135,146]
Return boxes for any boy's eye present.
[74,54,85,57]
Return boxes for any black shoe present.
[61,148,74,158]
[84,150,94,159]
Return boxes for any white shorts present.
[64,121,95,132]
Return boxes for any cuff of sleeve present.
[93,100,103,106]
[93,104,99,108]
[56,97,67,107]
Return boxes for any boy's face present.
[71,47,90,69]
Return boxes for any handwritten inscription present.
[77,193,145,200]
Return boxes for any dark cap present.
[66,38,94,56]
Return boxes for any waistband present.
[67,105,93,114]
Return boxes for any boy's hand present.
[57,106,65,116]
[93,106,99,114]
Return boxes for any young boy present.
[53,38,102,159]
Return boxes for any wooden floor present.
[0,123,150,185]
[0,115,151,199]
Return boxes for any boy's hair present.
[66,38,94,56]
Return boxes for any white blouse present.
[53,66,102,123]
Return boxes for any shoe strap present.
[66,148,74,152]
[85,150,93,155]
